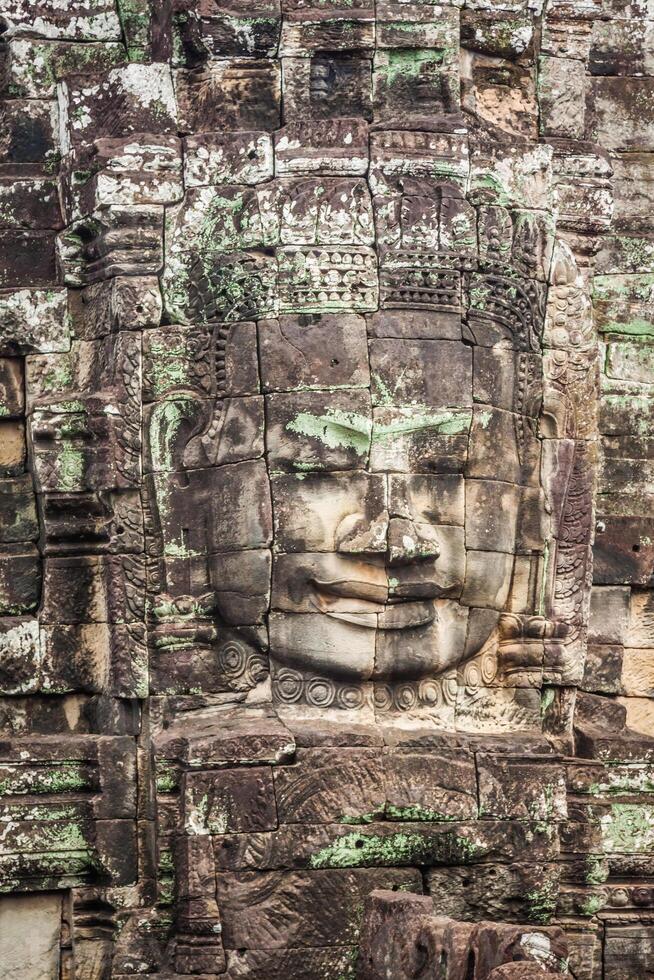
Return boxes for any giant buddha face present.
[261,295,544,701]
[149,126,567,728]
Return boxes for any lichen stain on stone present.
[599,803,654,853]
[310,829,485,869]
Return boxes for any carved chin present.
[268,598,471,682]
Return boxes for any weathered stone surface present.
[266,389,373,471]
[259,314,370,392]
[539,57,586,139]
[61,64,177,149]
[593,517,654,585]
[2,38,126,100]
[603,926,654,979]
[176,61,281,133]
[587,78,654,151]
[184,768,277,835]
[357,891,570,980]
[273,748,384,824]
[184,132,274,187]
[216,868,421,949]
[64,135,183,219]
[583,643,624,694]
[282,54,373,124]
[0,0,653,975]
[0,893,63,980]
[3,1,122,41]
[154,705,295,769]
[275,119,369,177]
[427,862,561,924]
[272,748,477,825]
[213,818,558,873]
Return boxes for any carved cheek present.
[334,511,388,554]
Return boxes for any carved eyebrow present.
[285,406,478,453]
[286,410,372,455]
[372,409,473,441]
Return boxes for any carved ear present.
[539,387,573,440]
[147,396,207,473]
[182,401,223,469]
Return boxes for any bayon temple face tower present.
[1,0,654,977]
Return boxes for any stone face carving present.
[1,0,654,978]
[150,133,586,731]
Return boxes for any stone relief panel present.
[0,0,653,977]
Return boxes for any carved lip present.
[311,577,388,603]
[310,579,436,630]
[377,601,436,630]
[322,603,436,630]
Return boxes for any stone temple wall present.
[0,0,653,977]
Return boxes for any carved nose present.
[387,517,440,565]
[335,514,441,562]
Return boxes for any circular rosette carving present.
[336,684,365,711]
[417,678,442,708]
[273,667,304,704]
[306,677,335,708]
[218,640,268,692]
[461,654,498,690]
[480,648,499,686]
[218,640,247,678]
[373,684,393,712]
[394,683,418,711]
[462,661,481,689]
[374,676,459,714]
[442,674,458,707]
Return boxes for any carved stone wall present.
[0,0,653,977]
